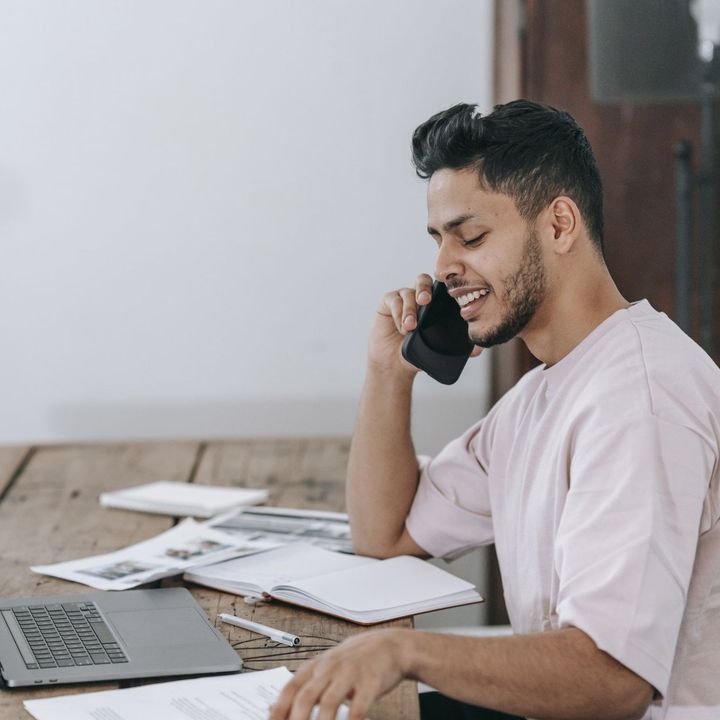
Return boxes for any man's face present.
[426,168,547,348]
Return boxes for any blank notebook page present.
[285,555,475,611]
[199,543,374,587]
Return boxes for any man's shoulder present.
[574,302,720,429]
[628,306,720,424]
[627,304,718,376]
[615,303,717,384]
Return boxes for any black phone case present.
[401,282,473,385]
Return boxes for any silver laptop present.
[0,587,242,687]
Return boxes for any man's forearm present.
[346,365,420,557]
[402,628,652,720]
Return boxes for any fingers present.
[288,675,335,720]
[386,288,419,334]
[314,682,351,720]
[347,684,378,720]
[270,668,347,720]
[270,662,319,720]
[415,273,433,306]
[380,273,435,335]
[269,671,303,719]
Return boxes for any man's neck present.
[521,272,630,367]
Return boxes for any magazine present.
[31,519,273,590]
[204,506,353,553]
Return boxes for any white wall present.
[0,0,494,453]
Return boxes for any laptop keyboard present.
[3,601,128,670]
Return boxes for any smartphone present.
[401,281,474,384]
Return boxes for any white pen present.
[218,613,301,647]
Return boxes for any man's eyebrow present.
[426,213,479,236]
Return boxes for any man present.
[270,100,720,720]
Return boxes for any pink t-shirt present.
[406,300,720,719]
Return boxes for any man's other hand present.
[269,629,411,720]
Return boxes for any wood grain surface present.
[0,439,419,720]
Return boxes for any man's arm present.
[345,365,427,558]
[406,628,653,720]
[270,626,653,720]
[345,273,436,559]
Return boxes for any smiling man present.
[270,101,720,720]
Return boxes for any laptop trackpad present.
[108,608,217,648]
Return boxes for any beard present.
[470,229,547,348]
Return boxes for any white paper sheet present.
[31,519,274,590]
[23,667,349,720]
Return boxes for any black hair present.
[411,99,605,255]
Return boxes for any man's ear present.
[548,196,580,255]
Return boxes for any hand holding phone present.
[401,281,474,384]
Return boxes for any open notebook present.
[184,543,483,624]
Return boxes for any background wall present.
[0,0,494,455]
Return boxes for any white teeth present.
[456,289,490,306]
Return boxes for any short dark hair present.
[411,99,605,254]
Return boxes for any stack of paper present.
[99,481,269,517]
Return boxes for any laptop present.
[0,587,242,687]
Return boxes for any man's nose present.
[434,239,464,283]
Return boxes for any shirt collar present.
[540,300,653,395]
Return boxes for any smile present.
[456,289,490,307]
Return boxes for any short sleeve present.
[555,415,714,696]
[405,419,495,559]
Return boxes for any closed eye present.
[462,232,488,247]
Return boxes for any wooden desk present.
[0,440,419,719]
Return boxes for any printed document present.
[23,666,349,720]
[31,518,274,590]
[205,506,353,553]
